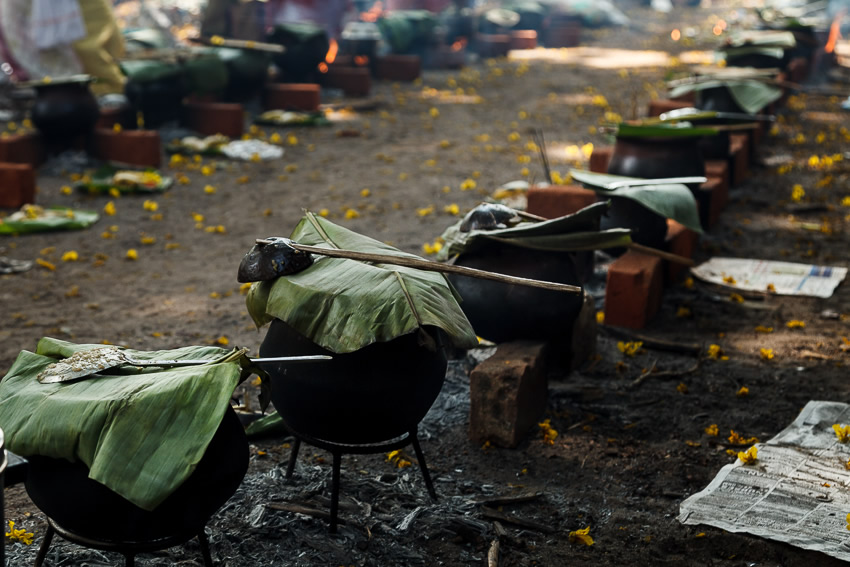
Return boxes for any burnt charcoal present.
[459,203,521,232]
[237,237,314,283]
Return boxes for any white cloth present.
[30,0,87,50]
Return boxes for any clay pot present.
[606,135,706,245]
[447,242,584,343]
[29,79,99,150]
[260,321,448,445]
[25,407,248,543]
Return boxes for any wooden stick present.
[601,327,702,355]
[632,360,701,387]
[258,240,582,294]
[628,242,695,267]
[471,492,543,507]
[488,539,500,567]
[480,507,555,534]
[193,36,285,53]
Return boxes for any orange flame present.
[354,55,369,66]
[671,29,681,41]
[451,38,468,52]
[318,62,329,74]
[326,39,339,64]
[825,13,843,54]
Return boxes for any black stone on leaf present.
[237,237,314,283]
[459,203,521,233]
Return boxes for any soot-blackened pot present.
[447,242,584,344]
[25,407,248,543]
[30,81,99,150]
[606,135,706,243]
[260,320,448,445]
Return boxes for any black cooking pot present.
[447,242,584,343]
[696,86,748,114]
[606,135,706,241]
[260,321,448,445]
[29,79,99,150]
[25,407,248,543]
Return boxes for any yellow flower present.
[595,311,605,324]
[834,424,850,443]
[736,386,749,397]
[215,336,229,346]
[60,185,72,195]
[344,208,360,220]
[422,240,443,255]
[568,526,594,546]
[460,179,477,191]
[439,139,450,149]
[729,293,744,303]
[685,440,701,447]
[143,200,158,212]
[269,132,282,144]
[517,154,531,164]
[285,164,298,173]
[165,242,180,250]
[318,208,329,217]
[201,165,214,176]
[169,154,185,167]
[508,131,520,142]
[177,173,190,185]
[706,344,728,360]
[676,382,688,394]
[61,250,78,262]
[250,153,261,163]
[791,184,805,202]
[538,418,558,444]
[676,306,691,318]
[704,424,718,436]
[617,341,643,357]
[722,275,736,285]
[759,348,774,361]
[360,188,371,197]
[683,277,694,289]
[737,445,758,465]
[581,143,594,159]
[591,94,608,107]
[204,184,216,194]
[786,320,805,329]
[103,201,116,216]
[140,236,156,245]
[443,203,460,215]
[239,282,252,295]
[125,249,138,260]
[429,107,440,118]
[417,206,434,217]
[5,520,34,546]
[520,167,530,177]
[754,325,773,333]
[766,283,776,293]
[35,258,56,271]
[728,430,759,445]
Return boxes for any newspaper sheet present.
[691,258,847,298]
[679,401,850,561]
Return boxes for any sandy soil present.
[3,1,850,565]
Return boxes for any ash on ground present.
[6,349,568,567]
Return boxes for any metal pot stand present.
[284,425,438,533]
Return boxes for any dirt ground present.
[3,1,850,565]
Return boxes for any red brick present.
[375,55,422,82]
[527,184,598,218]
[324,66,371,97]
[697,177,726,228]
[476,34,511,58]
[510,30,537,50]
[96,106,133,130]
[182,101,245,139]
[92,129,161,168]
[0,132,44,167]
[546,21,581,48]
[647,98,691,117]
[604,250,663,329]
[264,83,320,112]
[729,133,748,185]
[665,219,698,282]
[469,341,548,448]
[0,162,36,208]
[589,145,612,173]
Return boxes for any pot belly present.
[260,320,448,445]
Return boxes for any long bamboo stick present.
[256,240,582,294]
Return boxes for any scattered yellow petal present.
[140,236,156,245]
[36,258,56,271]
[103,201,116,216]
[360,188,371,197]
[417,206,434,217]
[736,386,749,397]
[596,311,605,324]
[204,184,216,194]
[201,165,214,176]
[704,424,718,436]
[723,275,736,285]
[429,107,440,118]
[737,445,758,465]
[754,325,773,333]
[143,200,158,212]
[216,336,229,346]
[617,341,643,357]
[786,319,805,329]
[60,185,72,195]
[834,424,850,443]
[791,184,805,202]
[706,344,728,360]
[766,283,776,293]
[538,418,558,444]
[676,382,688,394]
[676,306,691,318]
[568,526,594,546]
[683,277,694,289]
[344,208,360,220]
[759,348,774,361]
[729,293,744,303]
[125,249,138,260]
[443,203,460,215]
[318,208,330,217]
[65,285,80,298]
[61,251,78,262]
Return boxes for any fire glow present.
[319,38,339,73]
[712,19,726,36]
[671,29,681,41]
[452,38,468,52]
[825,13,844,54]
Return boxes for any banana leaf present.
[120,59,183,83]
[668,80,783,115]
[721,46,785,60]
[0,207,99,235]
[245,411,286,438]
[615,122,718,139]
[436,202,631,259]
[378,11,437,54]
[727,30,796,48]
[0,338,248,511]
[569,169,703,233]
[245,212,478,353]
[182,50,229,95]
[74,165,172,194]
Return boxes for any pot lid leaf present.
[668,80,783,115]
[0,206,99,235]
[245,212,478,353]
[570,169,703,233]
[0,338,245,511]
[615,122,719,139]
[437,202,631,258]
